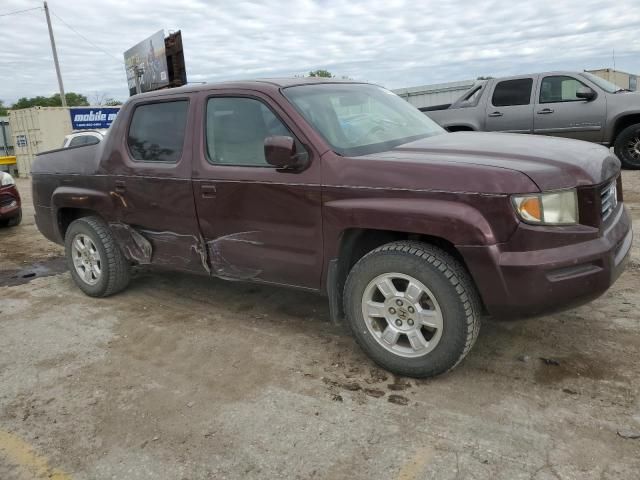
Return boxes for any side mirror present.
[264,136,308,171]
[576,87,596,101]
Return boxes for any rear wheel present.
[344,241,481,378]
[65,216,130,297]
[614,123,640,169]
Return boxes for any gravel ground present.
[1,173,639,479]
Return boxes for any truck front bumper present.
[459,204,633,319]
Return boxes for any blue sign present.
[70,107,120,130]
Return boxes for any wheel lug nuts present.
[408,319,414,326]
[395,319,402,327]
[408,306,415,314]
[395,299,403,306]
[389,307,396,314]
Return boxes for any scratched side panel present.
[113,176,206,273]
[195,180,323,289]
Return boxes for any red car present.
[0,172,22,227]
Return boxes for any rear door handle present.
[201,184,217,198]
[488,111,503,117]
[537,108,554,114]
[114,180,126,193]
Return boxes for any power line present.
[0,6,42,17]
[50,10,123,64]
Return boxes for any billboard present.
[124,30,169,95]
[70,108,120,130]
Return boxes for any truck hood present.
[366,131,620,190]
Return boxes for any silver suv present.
[425,72,640,169]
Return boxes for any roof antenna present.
[612,48,616,73]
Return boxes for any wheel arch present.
[51,187,114,242]
[611,113,640,146]
[326,228,482,323]
[445,125,475,132]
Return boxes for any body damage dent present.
[109,223,153,264]
[109,224,262,280]
[207,231,264,281]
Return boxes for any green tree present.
[0,100,8,116]
[104,98,123,106]
[308,69,334,78]
[11,92,89,109]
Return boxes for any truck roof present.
[133,77,366,100]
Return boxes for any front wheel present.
[344,241,481,378]
[65,216,131,297]
[614,123,640,169]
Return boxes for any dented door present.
[104,97,207,273]
[192,91,323,290]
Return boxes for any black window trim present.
[203,93,307,169]
[491,77,534,107]
[125,98,191,164]
[539,75,597,104]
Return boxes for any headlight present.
[0,172,15,187]
[512,189,578,225]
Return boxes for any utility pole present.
[43,1,67,107]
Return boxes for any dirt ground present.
[1,173,639,480]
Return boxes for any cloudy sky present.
[1,0,640,104]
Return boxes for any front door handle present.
[201,184,217,198]
[114,180,126,193]
[488,111,503,117]
[537,108,554,114]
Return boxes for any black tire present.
[343,241,481,378]
[65,216,130,297]
[6,208,22,227]
[614,123,640,169]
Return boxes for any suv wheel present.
[344,241,481,378]
[614,123,640,169]
[65,216,130,297]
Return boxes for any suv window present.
[68,136,87,147]
[492,79,533,107]
[540,76,589,103]
[206,97,293,166]
[127,101,189,162]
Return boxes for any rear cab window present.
[127,101,189,162]
[491,78,534,106]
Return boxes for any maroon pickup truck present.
[32,78,632,378]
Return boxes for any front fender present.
[323,195,516,260]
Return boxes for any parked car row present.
[424,71,640,169]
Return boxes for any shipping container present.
[0,117,13,156]
[585,68,638,92]
[8,107,73,177]
[393,80,475,109]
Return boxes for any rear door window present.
[127,100,189,162]
[492,79,533,106]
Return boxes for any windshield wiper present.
[614,88,632,93]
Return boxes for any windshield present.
[580,72,624,93]
[283,83,445,156]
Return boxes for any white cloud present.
[1,0,639,104]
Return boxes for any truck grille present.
[600,180,618,222]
